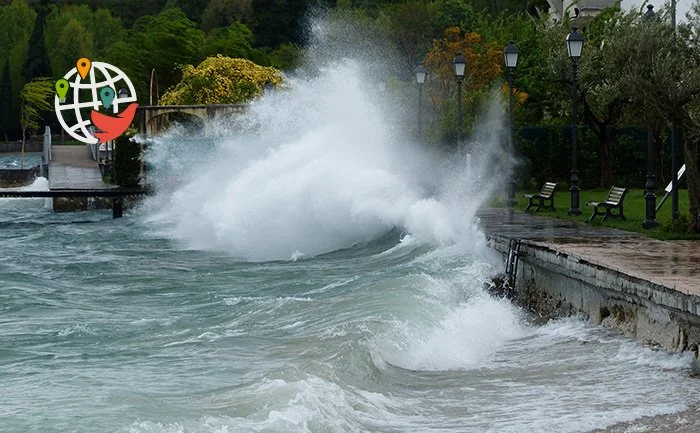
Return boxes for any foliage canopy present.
[160,55,283,105]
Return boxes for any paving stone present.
[477,208,699,296]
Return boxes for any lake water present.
[0,153,42,169]
[1,17,698,431]
[0,188,697,433]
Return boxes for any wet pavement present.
[49,145,113,189]
[476,208,700,296]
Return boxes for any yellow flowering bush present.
[160,55,283,105]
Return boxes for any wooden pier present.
[0,188,149,218]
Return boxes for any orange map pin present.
[77,58,91,79]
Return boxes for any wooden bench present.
[523,182,557,212]
[586,186,628,222]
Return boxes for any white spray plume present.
[141,16,514,261]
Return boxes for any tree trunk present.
[21,128,26,170]
[581,99,617,188]
[685,133,700,232]
[598,132,615,187]
[654,131,666,187]
[591,124,615,188]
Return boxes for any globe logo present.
[54,58,138,145]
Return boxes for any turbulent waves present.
[0,206,697,433]
[1,11,697,433]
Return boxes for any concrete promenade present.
[477,207,700,356]
[476,208,699,297]
[48,144,113,190]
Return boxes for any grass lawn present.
[494,188,700,240]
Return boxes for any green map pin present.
[55,79,69,101]
[99,87,115,109]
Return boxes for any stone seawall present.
[0,166,40,187]
[488,236,700,355]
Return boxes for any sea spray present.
[142,23,514,261]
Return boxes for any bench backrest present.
[605,186,627,205]
[539,182,557,198]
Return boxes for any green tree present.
[58,18,93,74]
[423,27,506,144]
[434,0,472,29]
[113,134,141,188]
[268,42,301,70]
[597,3,700,231]
[375,1,441,75]
[679,2,700,231]
[0,60,13,141]
[88,0,167,28]
[160,55,282,105]
[170,0,210,23]
[201,0,253,32]
[45,5,125,77]
[92,9,126,56]
[103,39,148,102]
[21,4,51,81]
[203,22,259,59]
[250,0,311,47]
[573,6,633,187]
[0,0,36,138]
[134,6,206,94]
[19,78,53,168]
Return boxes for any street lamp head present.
[566,27,584,60]
[642,4,656,22]
[504,41,519,70]
[452,52,466,78]
[414,63,428,85]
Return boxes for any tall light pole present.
[149,69,160,106]
[670,0,679,222]
[642,5,659,229]
[504,41,519,207]
[414,63,428,139]
[566,27,584,215]
[452,53,466,146]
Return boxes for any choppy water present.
[2,14,698,432]
[0,153,41,169]
[1,193,697,433]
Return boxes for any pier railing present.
[0,187,150,218]
[41,126,51,178]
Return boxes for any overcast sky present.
[620,0,693,20]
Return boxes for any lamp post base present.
[506,181,516,208]
[568,186,581,215]
[642,191,659,229]
[642,219,659,229]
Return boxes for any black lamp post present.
[566,27,584,215]
[670,0,679,222]
[504,41,519,207]
[414,63,428,139]
[452,53,466,146]
[642,5,659,228]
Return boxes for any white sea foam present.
[121,12,700,433]
[142,21,512,262]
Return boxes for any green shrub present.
[113,135,141,188]
[660,214,690,234]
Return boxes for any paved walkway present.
[49,145,112,189]
[477,208,700,296]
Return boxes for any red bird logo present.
[90,103,139,144]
